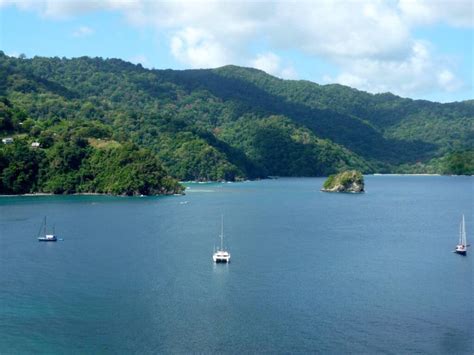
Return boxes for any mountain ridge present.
[1,52,472,189]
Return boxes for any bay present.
[0,176,472,353]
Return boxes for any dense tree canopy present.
[0,51,472,192]
[0,100,183,195]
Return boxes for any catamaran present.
[454,215,467,255]
[213,215,231,263]
[37,217,57,242]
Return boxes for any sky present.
[0,0,472,103]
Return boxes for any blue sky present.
[0,0,472,103]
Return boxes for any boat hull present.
[38,238,57,242]
[213,252,231,263]
[455,215,468,255]
[214,258,230,263]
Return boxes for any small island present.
[321,170,364,193]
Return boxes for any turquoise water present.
[0,176,472,353]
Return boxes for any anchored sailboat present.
[213,215,231,263]
[37,217,57,242]
[454,215,467,255]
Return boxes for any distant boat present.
[454,215,467,255]
[213,215,231,263]
[37,217,57,242]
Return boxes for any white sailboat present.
[37,216,57,242]
[454,215,467,255]
[213,215,231,263]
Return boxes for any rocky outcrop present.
[321,170,364,193]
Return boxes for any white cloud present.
[2,0,471,98]
[72,25,94,38]
[399,0,474,28]
[437,70,462,92]
[280,66,298,80]
[271,1,411,61]
[170,27,230,68]
[251,52,280,76]
[0,0,103,19]
[250,52,298,79]
[126,0,414,78]
[325,41,463,96]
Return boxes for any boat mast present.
[462,214,466,245]
[220,214,224,251]
[44,216,47,236]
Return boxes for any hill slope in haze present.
[1,52,472,184]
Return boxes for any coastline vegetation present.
[0,52,472,195]
[0,101,183,195]
[322,170,365,193]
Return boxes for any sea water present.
[0,176,472,353]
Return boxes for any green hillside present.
[0,52,472,191]
[0,98,183,195]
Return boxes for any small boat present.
[454,215,467,255]
[213,215,231,263]
[37,217,57,242]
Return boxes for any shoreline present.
[0,192,182,197]
[0,192,111,197]
[372,173,441,176]
[370,173,473,176]
[1,174,471,197]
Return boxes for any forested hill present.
[0,53,472,190]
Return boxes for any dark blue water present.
[0,176,472,353]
